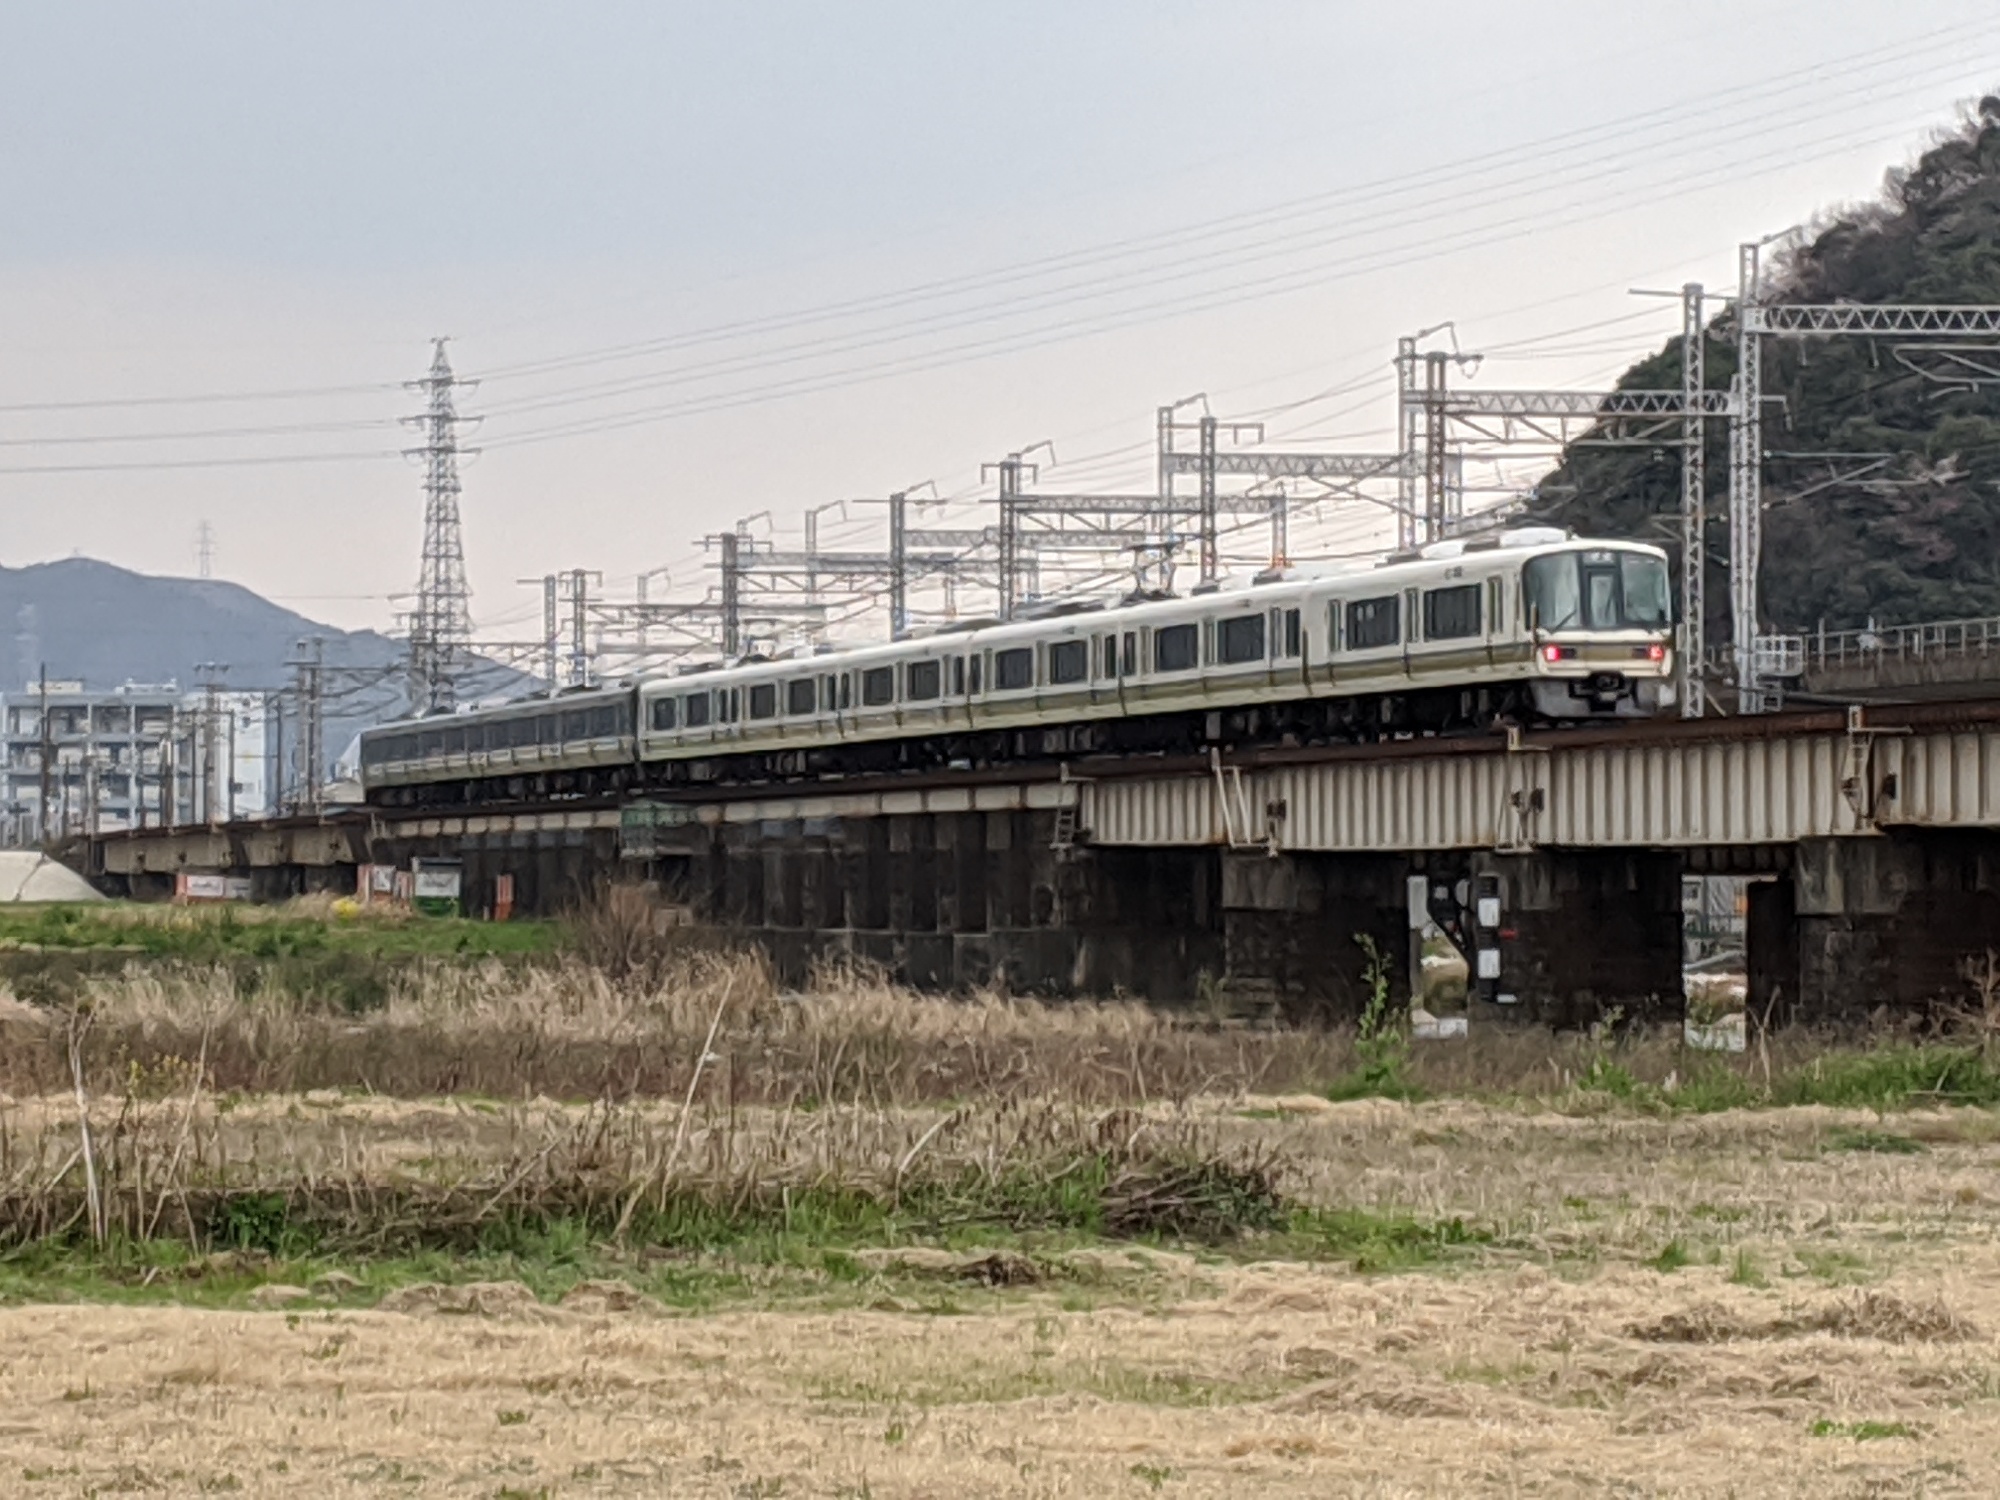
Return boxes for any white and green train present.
[359,529,1675,808]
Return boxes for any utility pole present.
[1198,415,1219,584]
[1681,282,1707,718]
[1730,244,1765,713]
[1424,351,1451,541]
[193,662,228,826]
[541,574,560,691]
[984,445,1050,619]
[288,637,325,813]
[718,529,743,657]
[888,489,909,637]
[1395,337,1421,550]
[567,568,598,688]
[35,665,50,848]
[403,338,478,715]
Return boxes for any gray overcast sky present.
[1,2,1996,637]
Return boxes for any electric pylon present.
[403,338,477,714]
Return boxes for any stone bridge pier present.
[1751,831,2000,1024]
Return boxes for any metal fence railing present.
[1798,615,2000,673]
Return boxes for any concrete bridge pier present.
[1214,850,1412,1022]
[1401,849,1684,1029]
[1755,832,2000,1023]
[667,809,1229,1002]
[1480,849,1685,1029]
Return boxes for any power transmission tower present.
[195,520,215,579]
[403,338,478,715]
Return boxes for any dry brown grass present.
[3,932,2000,1493]
[1,1094,1998,1495]
[0,946,1948,1109]
[0,951,1361,1103]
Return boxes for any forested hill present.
[1529,94,2000,635]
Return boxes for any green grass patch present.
[1287,1206,1490,1271]
[1648,1238,1691,1272]
[1776,1046,2000,1110]
[1823,1127,1927,1156]
[0,902,561,1009]
[0,903,557,962]
[1808,1418,1917,1441]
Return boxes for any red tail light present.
[1541,644,1562,663]
[1647,643,1666,661]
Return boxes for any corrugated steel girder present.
[1079,723,2000,852]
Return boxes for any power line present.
[479,98,1966,451]
[473,27,1977,389]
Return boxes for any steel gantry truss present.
[1412,285,1732,715]
[478,242,2000,718]
[1730,245,2000,711]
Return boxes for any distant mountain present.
[0,558,398,694]
[0,557,528,771]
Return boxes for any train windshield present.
[1524,549,1670,631]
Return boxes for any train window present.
[994,647,1034,690]
[1216,613,1266,665]
[748,683,777,720]
[684,692,711,728]
[589,706,618,736]
[1283,608,1302,658]
[823,674,839,711]
[1422,584,1482,641]
[1121,632,1137,677]
[862,666,895,706]
[1620,553,1671,627]
[951,656,965,695]
[839,673,853,709]
[968,654,982,694]
[1099,634,1117,679]
[1153,623,1198,673]
[787,678,816,715]
[1523,554,1581,631]
[651,696,678,731]
[1345,595,1400,650]
[420,729,444,757]
[1047,639,1088,685]
[906,660,941,700]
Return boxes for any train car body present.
[359,530,1674,807]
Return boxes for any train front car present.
[1520,541,1674,718]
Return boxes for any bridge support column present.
[1218,851,1411,1022]
[1467,849,1684,1028]
[1770,833,2000,1022]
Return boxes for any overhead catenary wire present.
[473,26,1977,390]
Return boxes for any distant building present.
[0,681,284,844]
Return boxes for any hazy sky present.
[1,2,1996,640]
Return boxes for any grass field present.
[0,903,1996,1495]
